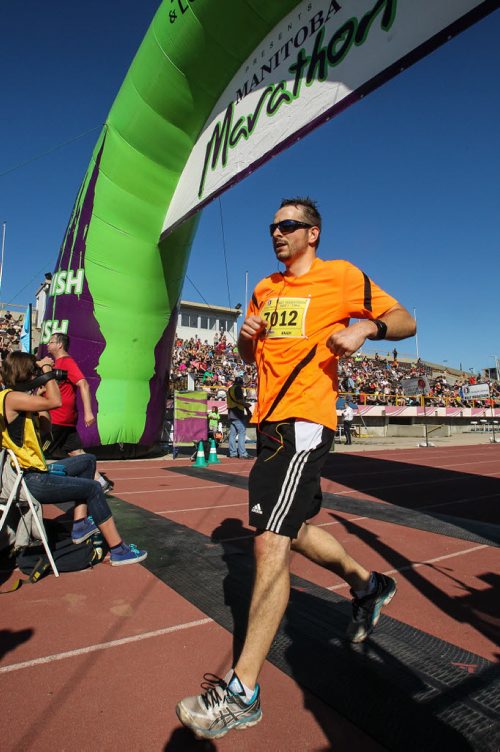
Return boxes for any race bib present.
[262,297,310,338]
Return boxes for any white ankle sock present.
[225,671,255,703]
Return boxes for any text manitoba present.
[198,0,397,199]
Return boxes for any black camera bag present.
[16,520,103,582]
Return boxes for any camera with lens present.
[14,368,68,393]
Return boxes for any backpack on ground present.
[16,519,105,582]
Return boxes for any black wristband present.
[367,319,388,341]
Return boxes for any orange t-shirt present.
[247,258,398,430]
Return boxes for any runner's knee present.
[254,530,290,563]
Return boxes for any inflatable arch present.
[41,0,495,447]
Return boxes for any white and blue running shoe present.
[176,672,262,739]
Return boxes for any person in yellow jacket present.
[0,351,147,566]
[226,376,251,459]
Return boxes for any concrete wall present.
[352,416,479,438]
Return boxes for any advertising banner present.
[461,383,491,400]
[401,376,430,396]
[174,391,208,444]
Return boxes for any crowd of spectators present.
[0,311,23,361]
[170,333,257,400]
[338,352,500,408]
[169,337,500,408]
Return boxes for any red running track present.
[1,443,498,750]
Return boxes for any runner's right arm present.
[238,315,267,364]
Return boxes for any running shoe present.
[71,515,98,544]
[100,475,114,494]
[176,672,262,740]
[110,543,147,566]
[346,572,397,643]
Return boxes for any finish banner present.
[162,0,494,235]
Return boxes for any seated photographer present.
[0,351,147,566]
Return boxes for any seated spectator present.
[0,352,147,566]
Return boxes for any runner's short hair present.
[279,197,321,231]
[279,197,321,247]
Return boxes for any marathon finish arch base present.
[42,0,496,447]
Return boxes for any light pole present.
[413,307,419,360]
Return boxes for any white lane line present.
[118,484,227,495]
[421,493,499,510]
[330,474,499,495]
[326,544,489,591]
[324,489,499,510]
[345,447,499,461]
[157,502,247,514]
[197,515,372,544]
[324,457,500,482]
[0,618,213,674]
[104,474,247,482]
[106,475,195,481]
[212,534,254,544]
[316,516,368,528]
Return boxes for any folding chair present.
[0,449,59,577]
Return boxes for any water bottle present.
[91,531,106,562]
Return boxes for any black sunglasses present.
[269,219,313,235]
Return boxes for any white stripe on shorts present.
[267,422,323,534]
[268,450,310,533]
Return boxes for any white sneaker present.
[176,672,262,739]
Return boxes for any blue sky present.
[1,2,499,373]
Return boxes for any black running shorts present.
[248,420,334,538]
[43,425,83,458]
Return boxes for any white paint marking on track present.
[326,544,489,591]
[157,502,247,514]
[106,475,209,482]
[197,515,371,544]
[421,493,499,510]
[316,516,368,528]
[103,474,250,482]
[0,618,214,674]
[324,489,499,510]
[329,475,500,496]
[320,457,500,482]
[118,484,227,495]
[338,447,499,463]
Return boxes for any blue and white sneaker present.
[176,672,262,740]
[110,542,147,567]
[346,572,397,643]
[72,515,99,544]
